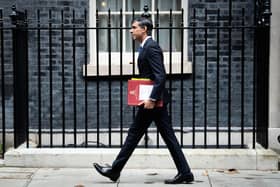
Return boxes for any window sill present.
[83,61,192,77]
[83,52,192,77]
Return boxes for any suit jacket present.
[137,38,169,104]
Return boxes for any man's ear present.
[143,26,148,33]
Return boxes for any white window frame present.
[84,0,192,76]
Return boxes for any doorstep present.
[3,146,278,170]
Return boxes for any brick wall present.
[0,0,256,132]
[16,0,89,130]
[187,0,255,127]
[0,0,16,129]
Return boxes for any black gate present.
[0,1,271,157]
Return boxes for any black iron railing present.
[0,1,271,158]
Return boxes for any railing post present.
[9,5,28,148]
[255,0,272,148]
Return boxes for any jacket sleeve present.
[147,44,166,100]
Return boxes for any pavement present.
[0,165,279,187]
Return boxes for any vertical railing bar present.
[228,0,232,148]
[216,9,220,148]
[132,9,136,125]
[169,8,173,117]
[204,8,208,148]
[61,9,65,148]
[48,9,53,147]
[96,9,100,147]
[252,0,256,149]
[120,8,123,147]
[143,9,151,148]
[132,9,135,76]
[24,10,29,149]
[0,9,6,155]
[241,8,245,148]
[168,9,173,139]
[12,18,16,148]
[84,9,88,147]
[156,8,160,148]
[108,9,112,147]
[192,9,196,148]
[72,10,77,147]
[180,8,184,147]
[37,9,42,148]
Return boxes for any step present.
[4,146,278,170]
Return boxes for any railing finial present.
[9,5,26,26]
[141,4,151,18]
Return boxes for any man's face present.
[130,21,146,42]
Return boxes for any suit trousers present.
[111,105,191,174]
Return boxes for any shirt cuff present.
[149,98,157,102]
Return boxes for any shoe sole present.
[93,163,119,182]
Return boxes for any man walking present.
[94,16,194,184]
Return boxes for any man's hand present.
[138,100,156,109]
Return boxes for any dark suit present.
[111,38,191,175]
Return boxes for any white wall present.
[269,0,280,150]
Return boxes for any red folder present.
[127,79,163,107]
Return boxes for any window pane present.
[98,15,120,52]
[97,0,123,11]
[126,0,151,11]
[157,15,182,52]
[155,0,181,11]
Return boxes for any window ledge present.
[83,61,192,77]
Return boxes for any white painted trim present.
[269,0,280,149]
[83,52,192,76]
[182,0,189,62]
[86,0,191,76]
[89,0,96,66]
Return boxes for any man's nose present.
[130,29,133,33]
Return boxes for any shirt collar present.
[140,36,152,48]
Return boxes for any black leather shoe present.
[164,172,194,184]
[93,163,120,182]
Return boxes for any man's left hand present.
[138,100,156,109]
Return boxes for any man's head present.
[130,17,153,42]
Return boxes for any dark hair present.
[132,17,153,36]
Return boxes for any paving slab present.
[0,167,279,187]
[28,168,115,187]
[207,169,280,187]
[26,168,211,187]
[0,179,30,187]
[118,169,209,187]
[0,167,37,187]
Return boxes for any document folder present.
[127,79,163,107]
